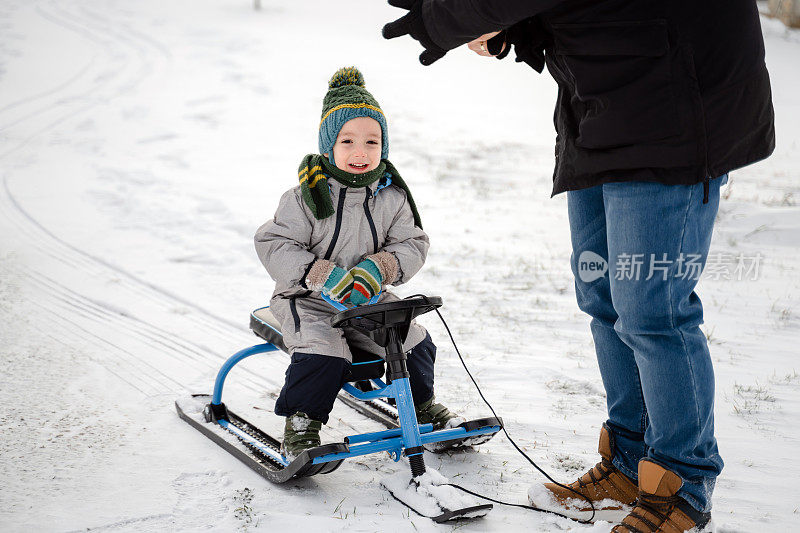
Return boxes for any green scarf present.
[298,154,422,228]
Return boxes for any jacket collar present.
[327,174,391,195]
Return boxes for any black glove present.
[382,0,447,66]
[487,31,508,57]
[505,18,549,73]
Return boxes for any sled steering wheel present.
[330,295,442,332]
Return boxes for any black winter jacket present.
[422,0,775,196]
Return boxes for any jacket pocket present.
[552,20,680,149]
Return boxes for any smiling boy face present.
[329,117,382,174]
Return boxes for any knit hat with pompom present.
[318,67,388,164]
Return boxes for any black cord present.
[444,482,588,523]
[408,294,597,524]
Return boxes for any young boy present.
[254,67,461,459]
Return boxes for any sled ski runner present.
[383,469,492,523]
[336,387,399,429]
[176,394,348,483]
[176,296,502,522]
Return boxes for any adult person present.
[381,1,775,532]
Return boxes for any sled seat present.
[249,306,385,381]
[250,307,287,352]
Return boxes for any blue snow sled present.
[175,295,502,518]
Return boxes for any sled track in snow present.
[0,0,159,160]
[0,0,287,397]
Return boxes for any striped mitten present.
[348,259,383,306]
[321,265,354,303]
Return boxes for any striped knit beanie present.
[319,67,388,164]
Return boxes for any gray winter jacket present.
[254,177,430,361]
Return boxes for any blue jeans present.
[567,177,726,512]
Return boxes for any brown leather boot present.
[529,424,638,520]
[612,459,712,532]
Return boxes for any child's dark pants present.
[275,333,436,424]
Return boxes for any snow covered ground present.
[1,1,798,531]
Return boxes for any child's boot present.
[281,412,322,460]
[415,396,464,430]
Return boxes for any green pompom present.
[328,67,365,89]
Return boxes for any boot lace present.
[574,457,634,502]
[616,492,680,533]
[577,458,613,488]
